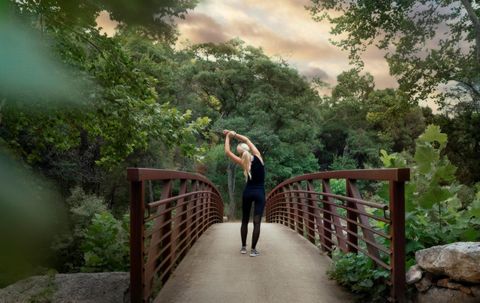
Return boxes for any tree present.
[309,0,480,183]
[309,0,480,111]
[177,40,322,217]
[12,0,198,42]
[366,89,426,153]
[2,2,209,197]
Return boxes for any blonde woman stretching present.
[223,129,265,257]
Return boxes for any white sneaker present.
[250,249,260,257]
[240,246,247,254]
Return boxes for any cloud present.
[298,65,329,81]
[176,0,398,88]
[177,13,229,43]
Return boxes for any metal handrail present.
[265,168,409,303]
[128,168,224,303]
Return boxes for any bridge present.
[127,168,410,303]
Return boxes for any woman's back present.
[246,155,265,187]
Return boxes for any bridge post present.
[301,182,315,244]
[390,181,406,302]
[345,179,359,253]
[130,179,145,303]
[293,183,305,236]
[307,181,323,247]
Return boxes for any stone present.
[416,242,480,283]
[415,286,480,303]
[437,278,462,290]
[406,264,423,284]
[415,273,433,292]
[0,272,129,303]
[472,285,480,298]
[436,278,473,295]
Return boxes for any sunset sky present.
[176,0,397,91]
[97,0,398,91]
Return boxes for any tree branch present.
[460,0,480,63]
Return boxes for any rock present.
[415,286,480,303]
[415,273,433,292]
[472,285,480,298]
[437,278,462,289]
[407,264,423,284]
[0,272,129,303]
[436,278,473,295]
[416,242,480,283]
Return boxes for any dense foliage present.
[380,125,480,265]
[328,250,390,302]
[309,0,480,184]
[1,1,480,300]
[330,125,480,301]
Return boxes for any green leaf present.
[418,185,452,209]
[418,125,447,148]
[461,228,478,241]
[414,144,438,174]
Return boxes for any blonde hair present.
[238,143,252,181]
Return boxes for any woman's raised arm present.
[224,130,242,165]
[233,132,263,164]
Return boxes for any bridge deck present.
[154,223,354,303]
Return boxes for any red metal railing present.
[128,168,224,303]
[265,168,409,302]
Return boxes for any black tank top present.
[246,155,265,187]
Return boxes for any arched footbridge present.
[127,168,410,303]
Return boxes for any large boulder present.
[415,242,480,283]
[415,286,480,303]
[0,272,129,303]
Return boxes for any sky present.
[174,0,397,91]
[97,0,398,91]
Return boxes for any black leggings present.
[241,186,265,249]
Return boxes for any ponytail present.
[238,143,252,181]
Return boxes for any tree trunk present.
[108,183,117,209]
[227,162,237,219]
[460,0,480,63]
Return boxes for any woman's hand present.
[223,129,236,137]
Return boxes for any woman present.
[223,129,265,257]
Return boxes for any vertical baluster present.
[294,183,305,236]
[172,180,188,262]
[303,182,316,244]
[130,178,144,303]
[206,185,213,228]
[158,181,173,283]
[307,180,322,250]
[200,182,207,234]
[285,187,295,230]
[185,180,193,250]
[143,179,173,296]
[347,180,380,259]
[322,180,347,252]
[288,185,298,232]
[191,180,199,243]
[390,181,406,303]
[345,178,359,253]
[281,188,287,226]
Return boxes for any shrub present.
[380,125,480,265]
[328,250,389,302]
[328,125,480,300]
[51,187,107,272]
[80,212,129,272]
